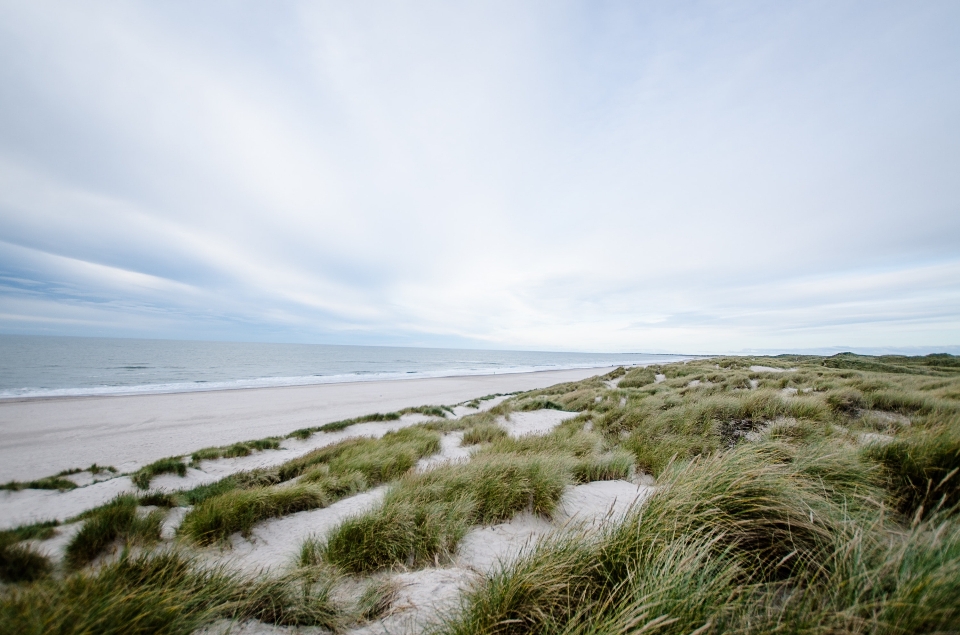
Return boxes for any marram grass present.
[3,353,960,633]
[179,427,441,544]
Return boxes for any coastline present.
[0,366,619,483]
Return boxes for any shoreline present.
[0,366,624,483]
[0,362,671,404]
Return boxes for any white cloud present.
[0,1,958,351]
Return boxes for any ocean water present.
[0,335,686,399]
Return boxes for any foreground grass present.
[441,439,960,634]
[3,353,960,632]
[434,354,960,634]
[0,551,343,635]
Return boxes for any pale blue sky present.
[0,1,958,353]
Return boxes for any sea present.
[0,335,687,399]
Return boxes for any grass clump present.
[441,441,884,635]
[279,427,440,482]
[0,523,54,582]
[462,422,507,445]
[286,412,403,440]
[178,484,330,545]
[0,476,78,491]
[356,576,401,621]
[179,428,440,544]
[0,527,53,582]
[0,551,343,634]
[65,495,164,569]
[319,453,570,573]
[571,451,634,482]
[190,438,281,463]
[131,457,187,489]
[864,420,960,518]
[618,366,657,388]
[0,464,120,492]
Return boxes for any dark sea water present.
[0,335,687,399]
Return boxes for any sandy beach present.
[0,366,614,483]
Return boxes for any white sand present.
[0,414,432,529]
[205,410,584,575]
[500,409,579,437]
[224,486,389,574]
[0,367,616,483]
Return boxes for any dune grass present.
[131,457,188,490]
[0,475,78,492]
[65,495,164,569]
[178,427,442,544]
[190,437,281,463]
[4,353,960,630]
[0,524,53,583]
[0,550,343,635]
[863,418,960,518]
[279,426,440,482]
[316,452,571,573]
[439,440,930,635]
[436,354,960,634]
[618,366,657,388]
[178,483,332,544]
[571,450,634,483]
[461,422,507,445]
[0,464,119,492]
[286,405,450,440]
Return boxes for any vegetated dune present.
[2,353,960,634]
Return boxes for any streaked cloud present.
[0,1,958,352]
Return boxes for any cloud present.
[0,1,958,352]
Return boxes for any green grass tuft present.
[0,476,78,491]
[131,457,187,490]
[864,420,960,519]
[462,422,507,445]
[320,453,570,573]
[286,412,404,440]
[191,438,281,463]
[571,451,634,482]
[65,495,163,569]
[0,528,53,582]
[178,484,330,545]
[0,551,344,634]
[618,366,657,388]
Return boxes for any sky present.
[0,1,958,354]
